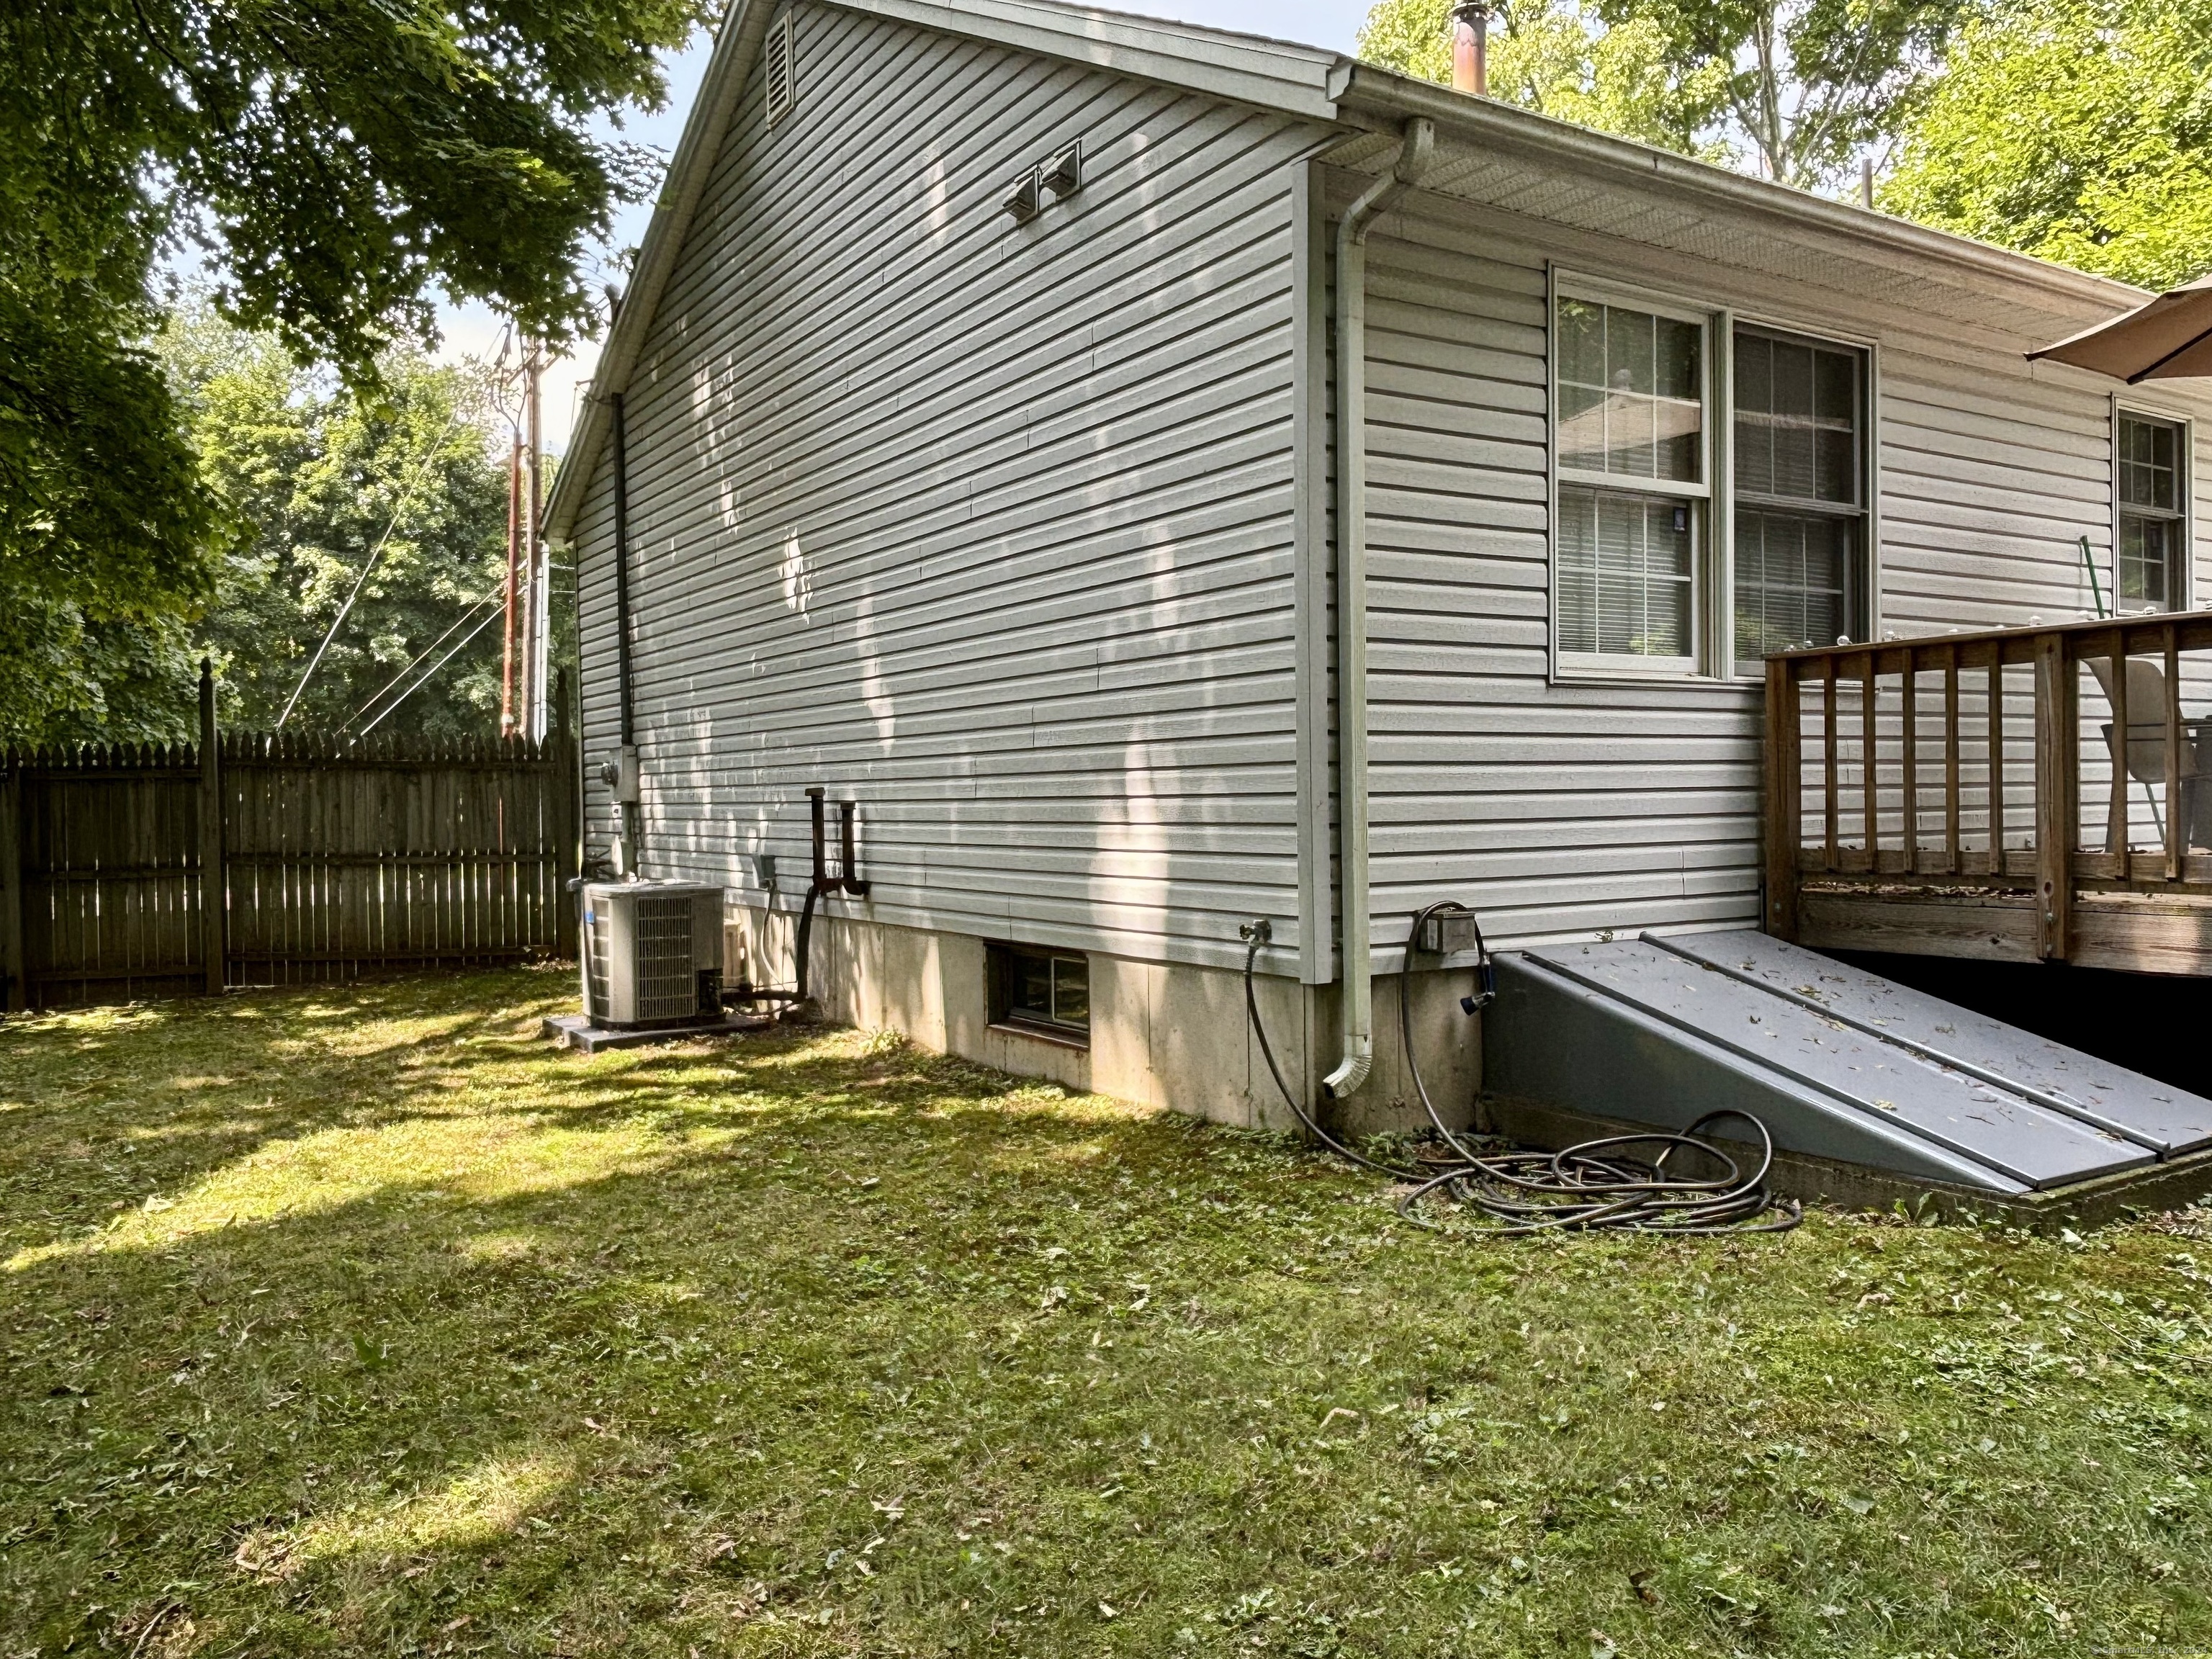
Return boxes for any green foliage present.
[1885,0,2212,289]
[1356,0,1963,189]
[1,971,2209,1653]
[0,304,554,747]
[0,0,702,739]
[1357,0,1730,159]
[166,304,548,741]
[0,281,224,747]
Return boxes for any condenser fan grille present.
[631,894,703,1018]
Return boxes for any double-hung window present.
[2117,413,2188,612]
[1551,283,1874,680]
[1554,295,1709,672]
[1732,328,1869,673]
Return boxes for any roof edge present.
[1336,66,2149,313]
[823,0,1344,118]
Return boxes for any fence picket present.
[0,724,575,1010]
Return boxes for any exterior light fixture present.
[1042,140,1082,199]
[1003,166,1043,224]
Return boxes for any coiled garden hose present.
[1242,916,1802,1237]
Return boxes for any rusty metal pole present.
[523,338,548,742]
[502,428,521,737]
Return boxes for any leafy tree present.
[164,306,546,739]
[1357,0,1964,189]
[1,0,702,738]
[0,305,552,747]
[1884,0,2212,289]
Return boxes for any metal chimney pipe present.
[1450,0,1491,95]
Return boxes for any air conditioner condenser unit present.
[579,880,725,1028]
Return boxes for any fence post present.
[198,662,227,995]
[553,667,579,958]
[0,757,22,1013]
[2033,630,2076,961]
[1763,656,1802,940]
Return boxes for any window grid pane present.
[1051,958,1088,1027]
[2117,415,2186,612]
[1735,511,1853,660]
[2121,515,2174,610]
[2120,416,2179,511]
[1732,327,1867,672]
[1557,300,1703,485]
[1558,485,1694,659]
[1733,333,1858,506]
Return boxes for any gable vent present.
[764,14,795,128]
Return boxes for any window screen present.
[2118,414,2186,611]
[1555,296,1707,665]
[1557,488,1694,658]
[1732,328,1866,670]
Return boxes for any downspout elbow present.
[1322,1048,1370,1100]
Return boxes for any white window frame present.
[1725,316,1878,678]
[2112,402,2193,615]
[1548,272,1717,681]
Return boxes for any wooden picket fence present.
[0,674,578,1012]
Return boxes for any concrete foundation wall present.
[727,904,1480,1137]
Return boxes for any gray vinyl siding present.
[1352,181,2212,966]
[570,1,1321,973]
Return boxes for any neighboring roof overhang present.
[2031,274,2212,384]
[544,0,2154,543]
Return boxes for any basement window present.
[989,944,1089,1043]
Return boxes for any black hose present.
[1244,935,1420,1180]
[1243,916,1801,1238]
[1393,1110,1803,1236]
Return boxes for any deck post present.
[1900,647,1918,875]
[197,661,227,996]
[2105,627,2128,863]
[552,667,579,960]
[1859,650,1879,867]
[1763,657,1802,940]
[2164,624,2182,880]
[2033,631,2076,961]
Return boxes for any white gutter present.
[1323,116,1434,1101]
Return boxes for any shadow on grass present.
[4,970,2209,1658]
[2,968,1305,1654]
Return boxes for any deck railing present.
[1763,611,2212,963]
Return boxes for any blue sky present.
[457,0,1376,447]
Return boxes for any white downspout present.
[1324,118,1437,1100]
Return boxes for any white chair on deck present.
[2087,655,2212,853]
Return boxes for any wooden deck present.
[1763,612,2212,976]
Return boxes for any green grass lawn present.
[3,967,2210,1658]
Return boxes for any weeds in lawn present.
[1,967,2209,1656]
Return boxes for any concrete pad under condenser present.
[540,1012,772,1053]
[1480,932,2212,1195]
